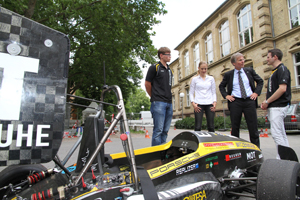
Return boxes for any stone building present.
[170,0,300,119]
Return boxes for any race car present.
[0,6,299,200]
[0,85,299,200]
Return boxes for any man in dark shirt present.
[261,48,291,159]
[145,47,173,146]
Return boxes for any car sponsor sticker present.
[183,190,206,200]
[205,156,218,162]
[235,142,260,150]
[247,151,256,162]
[176,163,199,175]
[206,161,219,169]
[225,153,242,161]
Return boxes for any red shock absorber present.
[31,188,58,200]
[27,169,53,184]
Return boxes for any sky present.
[140,0,226,92]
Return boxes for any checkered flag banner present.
[0,6,70,166]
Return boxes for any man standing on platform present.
[219,52,263,147]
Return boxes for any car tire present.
[0,164,47,199]
[256,159,300,200]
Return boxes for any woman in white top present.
[189,61,217,132]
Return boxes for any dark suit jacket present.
[219,67,263,109]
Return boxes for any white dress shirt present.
[189,75,217,105]
[231,68,253,98]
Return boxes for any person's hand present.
[193,103,201,113]
[250,93,258,100]
[226,95,235,102]
[261,101,269,110]
[210,102,216,112]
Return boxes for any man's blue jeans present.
[150,101,173,146]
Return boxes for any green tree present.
[126,88,151,114]
[2,0,166,103]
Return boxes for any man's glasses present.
[163,54,171,56]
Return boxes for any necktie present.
[238,70,247,99]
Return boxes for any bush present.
[174,116,262,130]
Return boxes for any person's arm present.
[145,81,152,97]
[251,68,264,96]
[211,77,217,111]
[219,72,235,102]
[261,84,287,110]
[189,78,196,103]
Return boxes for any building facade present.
[170,0,300,119]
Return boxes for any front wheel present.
[256,159,300,200]
[0,164,47,199]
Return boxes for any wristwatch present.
[265,100,269,104]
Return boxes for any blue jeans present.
[150,101,173,146]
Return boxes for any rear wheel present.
[257,159,300,200]
[0,164,47,199]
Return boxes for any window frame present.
[219,20,231,57]
[193,43,200,71]
[293,51,300,86]
[205,33,214,64]
[288,0,300,28]
[185,88,190,107]
[237,4,253,47]
[184,51,190,76]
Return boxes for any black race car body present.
[4,130,262,200]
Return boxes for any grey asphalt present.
[51,128,300,169]
[1,128,300,200]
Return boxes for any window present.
[219,20,231,57]
[288,0,300,28]
[237,4,253,47]
[193,43,200,71]
[184,51,190,76]
[178,69,181,80]
[293,52,300,85]
[205,33,213,64]
[172,95,175,110]
[186,88,190,106]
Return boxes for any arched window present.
[193,43,200,71]
[219,20,231,57]
[237,4,253,47]
[293,52,300,85]
[205,33,213,64]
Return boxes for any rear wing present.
[0,6,70,166]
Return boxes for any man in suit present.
[219,52,263,147]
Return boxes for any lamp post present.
[180,93,185,119]
[141,105,144,111]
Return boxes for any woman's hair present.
[190,61,207,84]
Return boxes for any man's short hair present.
[268,48,283,61]
[158,47,171,59]
[231,52,244,64]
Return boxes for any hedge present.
[174,116,266,130]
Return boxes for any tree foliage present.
[125,88,151,114]
[2,0,166,104]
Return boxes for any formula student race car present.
[1,5,300,200]
[0,85,300,200]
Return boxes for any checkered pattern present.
[0,6,70,166]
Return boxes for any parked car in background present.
[265,103,300,132]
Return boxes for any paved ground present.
[51,127,300,168]
[1,128,300,199]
